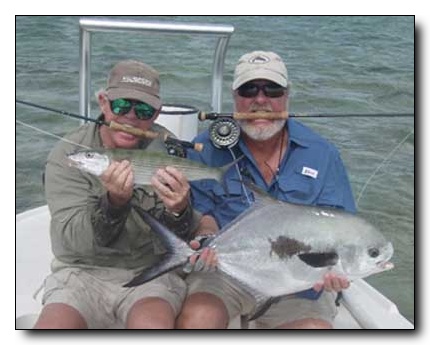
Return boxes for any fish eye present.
[85,152,94,158]
[368,247,380,258]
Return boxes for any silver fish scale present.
[210,201,392,297]
[105,150,223,184]
[69,149,230,185]
[130,158,221,184]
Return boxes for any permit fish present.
[124,187,394,313]
[67,149,238,185]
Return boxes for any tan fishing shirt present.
[44,121,200,271]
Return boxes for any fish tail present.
[123,206,193,288]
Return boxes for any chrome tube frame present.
[79,17,234,119]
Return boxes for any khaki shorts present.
[186,271,337,329]
[42,266,186,329]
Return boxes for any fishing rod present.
[16,99,203,152]
[199,110,414,149]
[198,111,414,121]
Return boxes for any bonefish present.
[68,149,240,185]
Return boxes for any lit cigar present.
[233,111,288,120]
[109,121,160,139]
[109,121,203,152]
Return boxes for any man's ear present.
[98,92,110,113]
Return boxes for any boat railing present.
[78,17,235,119]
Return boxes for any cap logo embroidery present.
[121,76,152,87]
[249,55,270,64]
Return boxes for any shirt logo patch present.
[301,166,318,179]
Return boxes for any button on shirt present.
[187,119,357,300]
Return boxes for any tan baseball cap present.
[232,51,288,90]
[106,60,161,109]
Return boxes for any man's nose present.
[125,106,138,119]
[254,90,269,104]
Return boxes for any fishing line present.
[228,147,252,206]
[16,119,92,150]
[356,128,414,206]
[16,99,203,152]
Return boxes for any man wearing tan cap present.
[34,60,199,329]
[178,51,356,329]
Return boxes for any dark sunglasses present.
[237,82,286,98]
[110,98,157,120]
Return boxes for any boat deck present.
[15,205,361,329]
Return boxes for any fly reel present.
[164,142,186,158]
[164,137,187,158]
[208,117,240,149]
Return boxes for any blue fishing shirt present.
[187,118,357,299]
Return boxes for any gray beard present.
[239,119,286,141]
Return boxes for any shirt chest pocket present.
[210,181,251,227]
[211,180,248,204]
[277,169,320,204]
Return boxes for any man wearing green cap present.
[34,60,199,329]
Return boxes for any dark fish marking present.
[298,252,339,268]
[268,236,339,268]
[268,236,312,259]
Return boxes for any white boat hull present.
[16,206,413,329]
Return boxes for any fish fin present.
[124,255,183,287]
[132,206,190,253]
[217,201,263,235]
[242,180,280,206]
[219,155,244,178]
[123,206,192,287]
[298,252,339,268]
[248,296,282,321]
[219,155,245,193]
[221,270,274,321]
[213,183,282,241]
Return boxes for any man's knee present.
[176,293,229,329]
[127,297,175,329]
[33,303,88,329]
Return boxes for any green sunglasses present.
[110,98,157,120]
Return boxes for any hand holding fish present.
[151,166,190,214]
[189,248,218,272]
[186,237,218,272]
[312,272,350,293]
[184,215,219,272]
[101,160,134,207]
